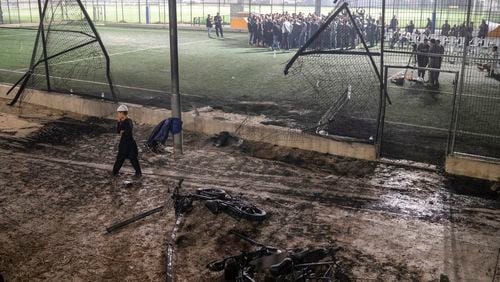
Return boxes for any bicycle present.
[106,179,266,233]
[207,231,348,282]
[172,179,267,222]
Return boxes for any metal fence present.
[0,0,499,164]
[1,0,498,25]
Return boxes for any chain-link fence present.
[0,0,499,164]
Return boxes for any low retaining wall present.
[2,85,499,181]
[0,85,377,161]
[446,155,500,182]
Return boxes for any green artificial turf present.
[0,25,498,161]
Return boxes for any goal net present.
[284,2,388,142]
[7,0,117,105]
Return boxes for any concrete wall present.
[2,85,499,181]
[0,85,378,161]
[446,155,500,182]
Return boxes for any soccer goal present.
[284,1,390,142]
[6,0,117,105]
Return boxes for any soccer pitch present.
[0,25,499,163]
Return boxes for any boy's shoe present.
[133,173,142,179]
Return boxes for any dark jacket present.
[117,118,138,155]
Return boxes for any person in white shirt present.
[282,18,293,50]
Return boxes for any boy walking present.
[112,105,142,178]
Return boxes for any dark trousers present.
[215,25,223,37]
[113,152,142,175]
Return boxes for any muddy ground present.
[0,102,499,282]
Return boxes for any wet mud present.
[0,105,499,281]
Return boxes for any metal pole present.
[6,0,12,24]
[169,0,183,154]
[376,0,386,153]
[28,0,33,22]
[38,0,51,91]
[15,0,20,23]
[0,0,3,24]
[487,0,492,23]
[431,0,437,33]
[452,0,473,156]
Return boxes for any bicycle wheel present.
[225,201,267,222]
[196,187,227,199]
[207,259,226,272]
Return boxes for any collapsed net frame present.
[7,0,117,105]
[284,1,391,142]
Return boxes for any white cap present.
[117,104,129,112]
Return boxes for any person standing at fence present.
[478,20,489,39]
[441,20,451,36]
[247,15,255,45]
[214,13,224,39]
[406,20,415,34]
[427,39,443,89]
[427,39,438,87]
[435,39,445,86]
[416,38,430,80]
[389,15,398,31]
[206,15,214,38]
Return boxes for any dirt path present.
[0,105,499,281]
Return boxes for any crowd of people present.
[239,11,495,53]
[244,10,378,50]
[238,11,498,82]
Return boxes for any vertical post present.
[248,0,250,15]
[38,0,51,91]
[487,0,492,23]
[28,0,33,22]
[189,0,192,25]
[169,0,183,154]
[6,0,12,24]
[146,0,149,23]
[217,0,220,13]
[431,0,437,33]
[452,0,473,156]
[121,0,124,21]
[314,0,320,16]
[15,0,20,23]
[115,0,118,22]
[138,0,141,23]
[376,0,386,154]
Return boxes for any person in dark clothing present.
[272,21,281,51]
[389,15,398,31]
[441,20,451,36]
[434,39,445,85]
[112,105,142,177]
[425,18,432,31]
[206,15,213,38]
[478,20,488,39]
[214,12,224,38]
[427,39,443,88]
[406,20,415,34]
[416,38,430,80]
